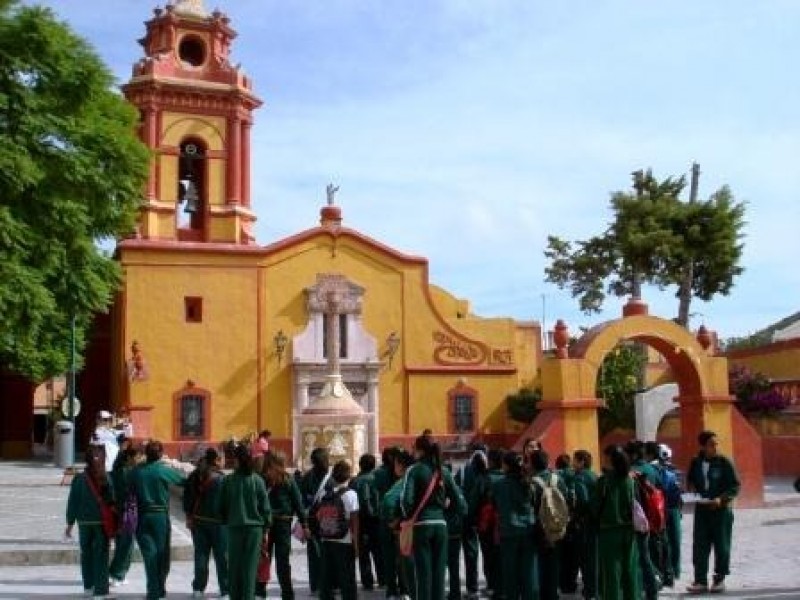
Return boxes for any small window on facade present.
[448,382,478,434]
[178,393,206,439]
[322,313,348,359]
[185,297,203,323]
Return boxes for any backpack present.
[659,465,683,510]
[313,488,350,540]
[634,472,666,533]
[533,473,570,544]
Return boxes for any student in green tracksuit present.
[401,435,461,600]
[593,445,640,600]
[484,449,506,598]
[492,452,538,600]
[530,449,569,600]
[353,453,385,591]
[656,443,683,584]
[572,449,598,600]
[455,443,488,600]
[184,448,228,598]
[221,443,272,600]
[686,430,740,594]
[262,451,307,599]
[299,447,331,595]
[625,440,660,600]
[109,443,138,586]
[555,453,579,595]
[65,444,115,598]
[380,449,415,599]
[443,463,468,600]
[130,441,186,600]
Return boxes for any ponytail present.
[414,435,442,473]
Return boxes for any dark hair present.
[643,441,660,461]
[85,444,108,486]
[145,441,164,463]
[395,449,415,470]
[263,450,289,485]
[381,446,399,468]
[414,435,442,472]
[469,441,488,454]
[503,451,525,478]
[487,448,504,470]
[112,445,137,472]
[523,437,543,454]
[555,453,571,470]
[358,453,376,473]
[259,430,272,439]
[310,447,329,473]
[234,443,253,475]
[332,460,352,484]
[530,449,549,472]
[624,440,645,462]
[604,444,630,478]
[422,428,433,437]
[470,449,488,475]
[573,449,592,469]
[698,430,717,447]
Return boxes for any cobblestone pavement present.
[0,460,797,598]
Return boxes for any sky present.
[25,0,800,339]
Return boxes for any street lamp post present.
[69,314,77,463]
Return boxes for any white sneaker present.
[83,590,93,598]
[110,578,128,587]
[192,593,204,599]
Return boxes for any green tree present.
[0,1,149,381]
[545,166,745,327]
[506,386,542,424]
[597,344,646,436]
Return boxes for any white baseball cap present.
[658,443,672,461]
[97,410,113,419]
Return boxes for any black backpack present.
[313,487,349,540]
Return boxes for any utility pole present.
[68,313,77,464]
[677,162,701,327]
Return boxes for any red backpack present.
[634,472,666,533]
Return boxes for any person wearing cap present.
[130,440,187,600]
[184,447,228,599]
[686,431,740,594]
[94,410,120,472]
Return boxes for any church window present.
[184,297,203,323]
[448,383,478,434]
[322,313,348,359]
[177,139,207,235]
[178,35,206,68]
[173,384,210,440]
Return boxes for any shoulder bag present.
[399,470,439,557]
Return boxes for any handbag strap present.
[410,470,440,523]
[84,472,105,506]
[311,468,332,506]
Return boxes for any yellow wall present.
[119,229,540,446]
[728,343,800,380]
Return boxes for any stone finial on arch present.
[305,273,365,315]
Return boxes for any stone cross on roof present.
[171,0,207,17]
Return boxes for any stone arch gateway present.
[517,300,764,506]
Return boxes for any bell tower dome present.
[122,0,262,244]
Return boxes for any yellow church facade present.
[113,1,540,460]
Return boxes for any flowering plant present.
[729,365,789,415]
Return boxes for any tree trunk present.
[676,163,701,328]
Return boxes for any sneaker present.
[687,582,709,593]
[711,578,726,593]
[110,578,128,588]
[83,590,93,598]
[92,596,115,600]
[192,592,204,598]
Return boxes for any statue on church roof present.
[170,0,207,17]
[326,183,340,206]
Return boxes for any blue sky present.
[27,0,800,339]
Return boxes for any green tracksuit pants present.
[537,542,560,600]
[666,507,682,579]
[136,512,172,600]
[320,541,357,600]
[267,519,295,599]
[636,532,658,600]
[500,534,538,600]
[692,506,733,585]
[109,530,134,582]
[78,523,110,596]
[447,534,462,600]
[228,526,263,600]
[380,524,401,597]
[306,535,322,593]
[461,527,480,594]
[412,523,448,600]
[192,520,229,596]
[597,527,640,600]
[577,523,598,599]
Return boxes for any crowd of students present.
[65,428,740,600]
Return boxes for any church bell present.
[181,179,200,214]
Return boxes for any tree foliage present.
[0,1,149,380]
[597,344,646,436]
[506,386,542,424]
[545,167,745,327]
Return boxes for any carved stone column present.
[367,369,380,455]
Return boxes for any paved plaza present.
[0,460,798,599]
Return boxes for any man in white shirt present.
[315,460,360,600]
[92,410,119,471]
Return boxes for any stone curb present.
[0,544,195,567]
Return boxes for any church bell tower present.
[122,0,262,244]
